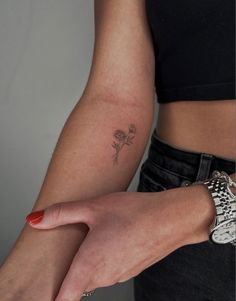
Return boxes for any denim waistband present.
[147,129,236,180]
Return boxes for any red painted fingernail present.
[25,210,45,224]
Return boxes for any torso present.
[155,99,236,160]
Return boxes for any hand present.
[26,190,189,301]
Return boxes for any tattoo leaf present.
[111,124,136,164]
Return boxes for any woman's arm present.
[0,0,156,300]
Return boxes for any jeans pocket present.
[137,157,192,192]
[137,171,167,192]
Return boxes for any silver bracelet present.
[192,170,236,246]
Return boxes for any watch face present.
[210,219,236,244]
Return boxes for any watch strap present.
[192,170,236,246]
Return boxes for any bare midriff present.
[155,99,236,161]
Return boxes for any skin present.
[26,184,224,301]
[112,124,137,165]
[0,0,235,300]
[156,99,236,160]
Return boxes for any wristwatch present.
[192,170,236,246]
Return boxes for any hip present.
[138,128,235,192]
[134,129,236,300]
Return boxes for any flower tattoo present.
[111,124,136,164]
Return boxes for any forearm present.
[0,92,153,299]
[0,0,156,297]
[32,93,153,211]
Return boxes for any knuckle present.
[50,202,63,224]
[85,201,97,215]
[84,201,100,226]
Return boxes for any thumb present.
[25,201,92,229]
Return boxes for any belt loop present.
[195,153,214,181]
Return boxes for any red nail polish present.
[26,210,44,224]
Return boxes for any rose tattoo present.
[111,124,136,164]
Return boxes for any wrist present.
[179,184,217,246]
[229,172,236,194]
[193,184,217,241]
[189,171,236,245]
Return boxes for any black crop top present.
[145,0,235,103]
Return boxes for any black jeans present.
[133,129,236,301]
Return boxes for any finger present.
[55,243,95,301]
[25,200,93,229]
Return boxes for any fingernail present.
[26,210,45,225]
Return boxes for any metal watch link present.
[192,170,236,246]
